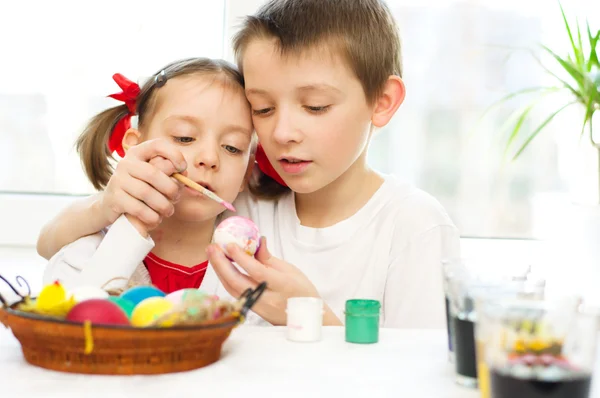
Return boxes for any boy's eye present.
[252,108,273,116]
[223,145,241,154]
[305,105,331,114]
[174,136,195,144]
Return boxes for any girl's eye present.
[305,105,331,114]
[252,108,273,116]
[174,136,195,144]
[223,145,241,154]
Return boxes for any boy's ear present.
[240,154,256,192]
[371,76,406,128]
[122,128,142,152]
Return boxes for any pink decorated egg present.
[165,288,207,304]
[66,299,130,326]
[213,216,260,258]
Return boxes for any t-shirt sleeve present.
[383,224,460,328]
[43,215,155,291]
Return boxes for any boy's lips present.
[278,158,312,174]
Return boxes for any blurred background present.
[0,0,598,244]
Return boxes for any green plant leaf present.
[581,96,595,140]
[587,24,600,70]
[559,2,584,66]
[512,101,577,160]
[471,86,559,132]
[531,52,583,100]
[504,98,545,158]
[542,45,586,93]
[576,17,585,67]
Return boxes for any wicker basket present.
[0,277,265,375]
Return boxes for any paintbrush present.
[121,144,236,212]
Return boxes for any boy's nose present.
[272,110,302,145]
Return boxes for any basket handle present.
[0,275,31,308]
[239,282,267,317]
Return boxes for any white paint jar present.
[286,297,323,342]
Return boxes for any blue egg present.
[120,286,165,306]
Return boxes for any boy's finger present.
[254,237,292,272]
[207,245,256,296]
[226,244,286,290]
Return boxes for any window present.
[1,0,597,246]
[369,0,599,238]
[0,0,226,195]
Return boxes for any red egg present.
[66,299,130,326]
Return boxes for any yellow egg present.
[131,297,174,327]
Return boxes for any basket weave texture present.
[0,305,238,375]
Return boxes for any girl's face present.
[142,74,253,222]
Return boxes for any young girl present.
[42,58,255,294]
[38,0,461,328]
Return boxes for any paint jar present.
[345,299,380,344]
[286,297,323,342]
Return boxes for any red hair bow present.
[255,144,287,187]
[107,73,140,157]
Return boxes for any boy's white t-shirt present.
[44,173,459,329]
[203,174,460,328]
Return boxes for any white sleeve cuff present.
[78,215,155,290]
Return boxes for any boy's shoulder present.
[379,174,457,233]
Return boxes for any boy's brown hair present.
[76,58,245,191]
[233,0,403,199]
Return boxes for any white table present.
[0,326,478,398]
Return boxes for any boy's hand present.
[207,237,342,326]
[99,138,187,231]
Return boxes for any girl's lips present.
[279,159,312,174]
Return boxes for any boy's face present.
[243,38,374,194]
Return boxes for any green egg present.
[108,296,136,318]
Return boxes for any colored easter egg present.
[70,286,109,303]
[107,296,136,318]
[213,216,260,258]
[120,285,165,306]
[131,297,174,327]
[165,288,207,305]
[66,299,129,326]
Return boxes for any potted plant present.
[486,2,600,301]
[489,2,599,202]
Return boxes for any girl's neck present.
[294,152,384,228]
[149,217,215,267]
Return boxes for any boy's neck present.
[294,154,384,228]
[149,217,215,267]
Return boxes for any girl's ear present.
[122,128,142,152]
[240,154,256,192]
[371,76,406,128]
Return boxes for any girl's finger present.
[113,190,162,227]
[128,139,187,172]
[126,161,181,202]
[121,177,175,218]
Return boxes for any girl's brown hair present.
[76,58,244,190]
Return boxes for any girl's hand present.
[207,237,342,326]
[99,138,187,232]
